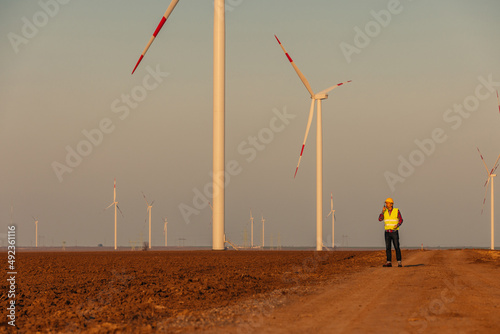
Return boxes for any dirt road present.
[213,250,500,334]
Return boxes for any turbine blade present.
[104,202,114,210]
[497,90,500,114]
[250,209,253,219]
[483,176,490,188]
[274,35,315,98]
[330,192,333,211]
[142,191,150,206]
[294,99,316,178]
[318,80,352,96]
[490,153,500,175]
[117,204,124,218]
[150,200,155,207]
[132,0,180,74]
[476,147,490,175]
[481,177,490,215]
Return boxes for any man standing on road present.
[378,198,403,267]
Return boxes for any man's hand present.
[382,206,386,213]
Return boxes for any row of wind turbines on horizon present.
[104,178,339,250]
[104,178,168,250]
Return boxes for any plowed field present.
[1,249,389,333]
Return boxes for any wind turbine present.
[132,0,226,250]
[261,213,266,248]
[250,209,254,248]
[142,192,155,249]
[104,178,123,250]
[477,148,500,250]
[163,217,168,247]
[275,35,351,251]
[32,217,38,248]
[326,192,335,248]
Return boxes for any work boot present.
[398,261,402,267]
[383,262,392,267]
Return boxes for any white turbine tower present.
[105,178,123,250]
[249,209,254,248]
[275,35,351,251]
[32,217,39,248]
[132,0,226,250]
[477,148,500,250]
[142,192,155,249]
[326,192,335,248]
[163,217,168,247]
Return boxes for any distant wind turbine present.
[261,213,266,248]
[250,209,254,248]
[132,0,227,250]
[275,35,351,251]
[163,217,168,247]
[477,148,500,250]
[209,202,213,225]
[32,217,39,248]
[104,178,123,250]
[142,192,155,249]
[326,192,335,248]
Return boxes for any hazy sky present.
[1,0,500,248]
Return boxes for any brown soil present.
[1,249,499,333]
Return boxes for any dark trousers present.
[385,231,401,262]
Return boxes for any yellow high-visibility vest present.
[384,208,399,230]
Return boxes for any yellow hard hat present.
[385,198,394,204]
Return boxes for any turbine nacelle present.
[313,93,328,100]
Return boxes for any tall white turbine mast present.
[132,0,226,250]
[275,35,351,251]
[477,148,500,250]
[142,192,155,249]
[163,217,168,247]
[326,192,335,248]
[32,217,39,248]
[105,178,123,250]
[250,209,254,248]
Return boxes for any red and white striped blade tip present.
[131,8,170,74]
[132,55,144,75]
[294,145,306,178]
